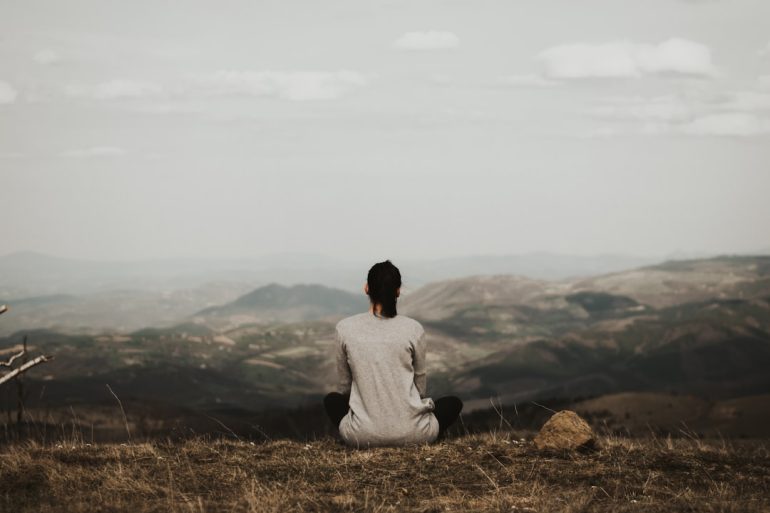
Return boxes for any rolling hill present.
[190,283,368,329]
[0,282,255,336]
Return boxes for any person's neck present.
[369,304,385,317]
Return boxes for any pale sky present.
[1,0,769,262]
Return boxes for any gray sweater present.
[334,311,439,448]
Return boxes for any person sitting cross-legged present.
[323,259,463,448]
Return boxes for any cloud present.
[193,70,368,101]
[65,79,164,100]
[715,91,770,112]
[589,95,695,122]
[681,113,770,136]
[499,74,559,88]
[536,38,716,79]
[60,146,127,158]
[60,71,369,104]
[0,81,18,104]
[393,31,460,51]
[584,90,770,137]
[758,42,770,58]
[33,49,60,65]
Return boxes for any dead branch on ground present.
[0,305,55,388]
[0,354,55,386]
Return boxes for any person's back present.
[335,311,439,448]
[323,259,462,448]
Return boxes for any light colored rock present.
[533,410,595,451]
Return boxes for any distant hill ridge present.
[198,283,361,312]
[192,282,367,328]
[2,254,768,336]
[400,254,770,320]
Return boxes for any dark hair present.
[367,260,402,319]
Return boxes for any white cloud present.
[393,31,460,51]
[65,79,164,100]
[536,38,716,79]
[60,71,368,104]
[681,113,770,136]
[760,76,770,88]
[715,91,770,112]
[758,42,770,58]
[194,70,368,101]
[60,146,127,158]
[0,81,18,104]
[585,90,770,137]
[33,49,60,65]
[499,74,559,88]
[589,95,695,122]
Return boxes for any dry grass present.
[0,429,768,513]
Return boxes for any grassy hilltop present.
[1,430,768,513]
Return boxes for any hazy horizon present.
[3,246,767,265]
[2,0,769,262]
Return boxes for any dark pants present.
[323,392,463,440]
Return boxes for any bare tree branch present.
[0,348,25,368]
[0,306,22,367]
[0,354,54,387]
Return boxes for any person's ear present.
[396,287,400,298]
[364,282,368,295]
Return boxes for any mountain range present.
[1,253,769,438]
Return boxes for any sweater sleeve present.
[335,327,352,395]
[412,328,428,399]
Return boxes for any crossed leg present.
[323,392,463,441]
